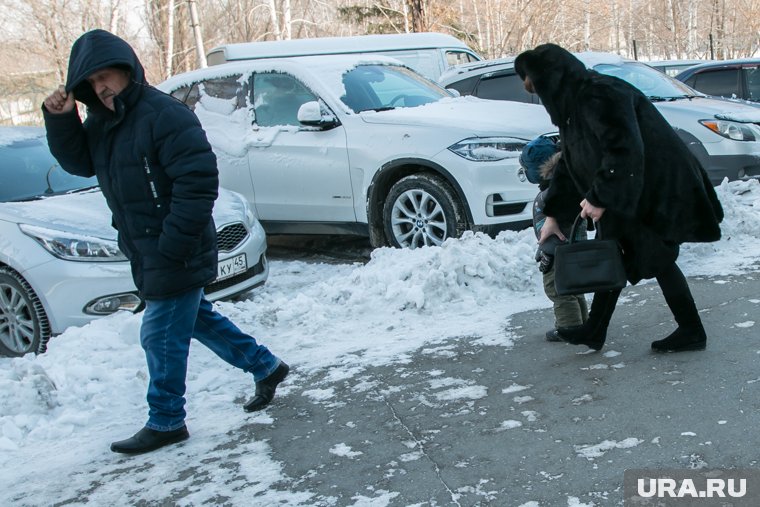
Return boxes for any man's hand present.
[539,216,566,244]
[580,198,605,222]
[44,85,75,114]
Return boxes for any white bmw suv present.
[158,54,555,248]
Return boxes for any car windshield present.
[340,64,451,113]
[594,61,700,100]
[0,137,98,202]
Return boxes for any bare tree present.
[406,0,427,32]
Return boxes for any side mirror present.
[447,88,461,98]
[297,101,338,128]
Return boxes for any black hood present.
[65,29,147,114]
[514,44,589,126]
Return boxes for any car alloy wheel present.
[383,173,466,249]
[0,268,49,357]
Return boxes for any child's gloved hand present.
[537,250,554,273]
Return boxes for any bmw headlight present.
[699,120,757,141]
[448,137,528,161]
[19,224,127,262]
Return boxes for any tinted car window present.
[253,72,317,127]
[1,138,97,202]
[475,72,536,103]
[445,75,479,96]
[170,86,190,102]
[745,67,760,101]
[692,69,740,98]
[185,83,200,110]
[201,75,247,109]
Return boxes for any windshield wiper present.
[360,106,396,112]
[647,96,678,102]
[66,185,100,194]
[7,195,46,202]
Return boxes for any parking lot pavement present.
[234,271,759,506]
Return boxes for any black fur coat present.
[515,44,723,283]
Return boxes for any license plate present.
[217,253,247,281]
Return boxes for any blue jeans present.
[139,287,281,431]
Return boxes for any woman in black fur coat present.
[514,43,724,352]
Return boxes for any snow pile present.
[679,179,760,274]
[338,228,539,310]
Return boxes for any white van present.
[206,32,481,81]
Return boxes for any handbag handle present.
[568,213,603,243]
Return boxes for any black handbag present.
[553,214,627,296]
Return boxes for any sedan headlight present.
[448,137,528,161]
[19,224,127,262]
[699,120,757,142]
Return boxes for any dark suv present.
[675,59,760,105]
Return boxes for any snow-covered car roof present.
[210,32,473,64]
[159,53,411,96]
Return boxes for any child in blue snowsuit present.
[521,136,588,341]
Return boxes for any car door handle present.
[249,128,282,147]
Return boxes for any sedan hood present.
[0,188,249,240]
[0,190,117,239]
[656,96,760,123]
[359,96,556,139]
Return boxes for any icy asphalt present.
[250,271,760,507]
[78,268,756,507]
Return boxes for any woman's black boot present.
[651,264,707,352]
[557,288,622,351]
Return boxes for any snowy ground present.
[1,179,759,506]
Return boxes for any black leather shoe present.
[545,329,565,342]
[110,425,189,454]
[244,362,290,412]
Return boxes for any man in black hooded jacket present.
[514,43,723,353]
[43,29,289,454]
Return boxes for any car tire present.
[0,268,50,357]
[383,173,467,248]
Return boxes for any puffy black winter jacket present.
[43,29,218,299]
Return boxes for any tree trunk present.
[283,0,292,39]
[406,0,427,32]
[267,0,282,40]
[166,0,175,78]
[187,0,207,68]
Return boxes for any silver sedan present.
[0,127,268,357]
